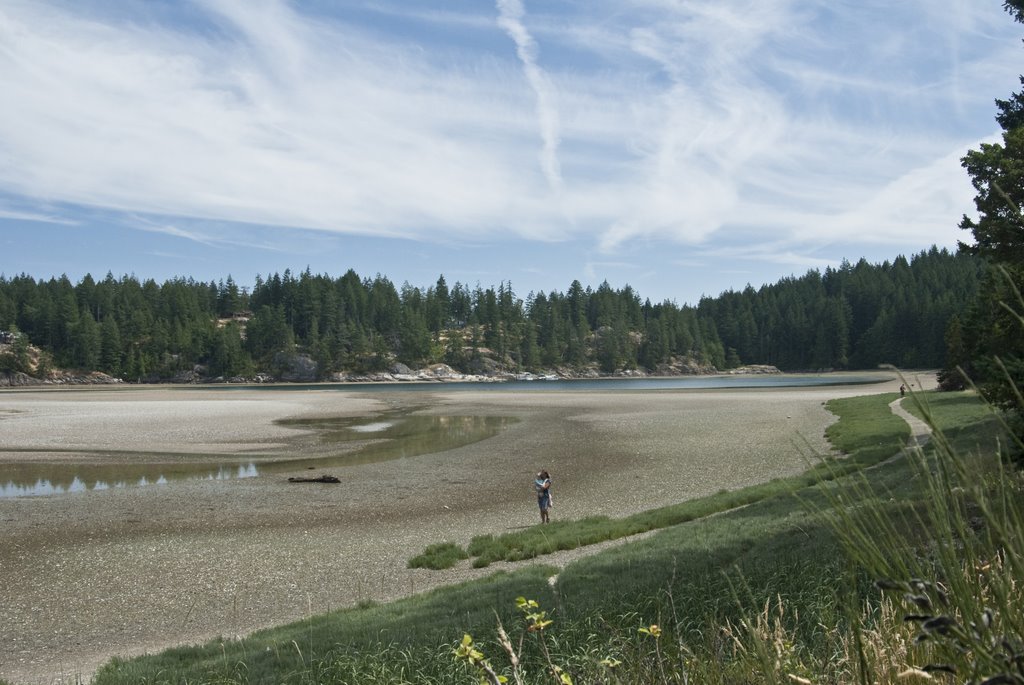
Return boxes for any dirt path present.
[889,396,934,449]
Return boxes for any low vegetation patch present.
[822,392,909,464]
[900,387,1004,452]
[407,541,469,570]
[93,567,559,684]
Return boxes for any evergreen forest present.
[0,246,983,382]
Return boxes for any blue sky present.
[1,0,1021,305]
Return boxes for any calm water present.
[0,373,890,498]
[198,373,889,393]
[1,413,514,498]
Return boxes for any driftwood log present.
[287,475,341,484]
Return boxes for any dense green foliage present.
[0,248,980,381]
[948,1,1024,422]
[698,248,982,371]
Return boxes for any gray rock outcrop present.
[273,352,319,382]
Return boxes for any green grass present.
[407,541,469,570]
[90,387,1016,685]
[900,388,1006,453]
[463,482,803,568]
[822,392,909,463]
[820,390,1024,684]
[94,566,558,684]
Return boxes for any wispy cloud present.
[132,217,222,247]
[0,207,76,225]
[130,215,298,254]
[0,0,1019,271]
[356,2,499,32]
[0,0,543,238]
[495,0,563,194]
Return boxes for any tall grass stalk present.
[819,382,1024,683]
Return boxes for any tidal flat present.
[0,373,928,684]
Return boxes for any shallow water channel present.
[0,412,515,498]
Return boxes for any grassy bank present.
[411,392,909,570]
[91,388,1013,684]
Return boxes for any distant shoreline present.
[1,364,915,391]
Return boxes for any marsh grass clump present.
[456,485,817,569]
[408,541,469,570]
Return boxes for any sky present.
[1,0,1022,306]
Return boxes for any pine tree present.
[99,315,123,375]
[954,1,1024,413]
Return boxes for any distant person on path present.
[900,383,906,398]
[534,470,551,524]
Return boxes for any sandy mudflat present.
[0,374,931,684]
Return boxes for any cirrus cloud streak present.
[0,0,1019,265]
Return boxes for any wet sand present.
[0,374,929,684]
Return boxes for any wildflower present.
[638,623,663,638]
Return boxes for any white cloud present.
[0,0,545,237]
[0,0,1019,266]
[132,218,219,247]
[495,0,564,194]
[0,207,76,225]
[802,142,985,247]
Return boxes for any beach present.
[0,373,928,684]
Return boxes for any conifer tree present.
[953,0,1024,412]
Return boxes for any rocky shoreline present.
[1,359,783,388]
[0,370,124,387]
[1,335,790,388]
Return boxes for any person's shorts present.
[538,493,551,510]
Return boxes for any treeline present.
[698,247,982,371]
[0,246,982,381]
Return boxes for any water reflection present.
[0,462,263,498]
[349,421,393,433]
[0,414,513,498]
[192,373,891,393]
